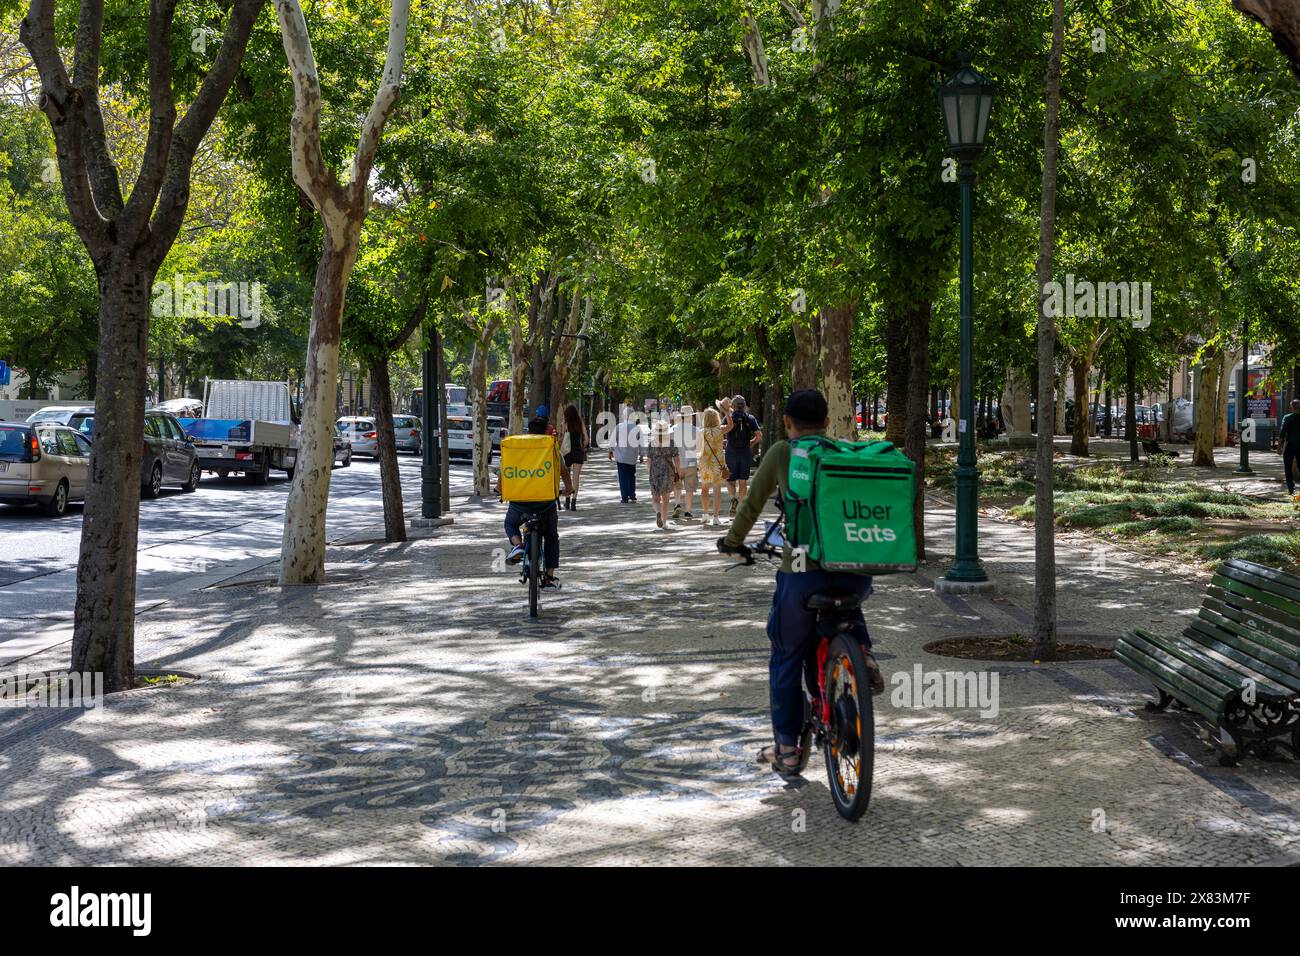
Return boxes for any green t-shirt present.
[1281,411,1300,450]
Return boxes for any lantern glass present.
[939,63,995,155]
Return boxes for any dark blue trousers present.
[505,502,559,571]
[765,570,873,746]
[616,461,637,501]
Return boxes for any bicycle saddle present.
[803,589,863,611]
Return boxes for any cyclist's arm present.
[723,442,785,547]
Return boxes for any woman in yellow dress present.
[698,406,729,527]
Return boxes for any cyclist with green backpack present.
[717,389,916,776]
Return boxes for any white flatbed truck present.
[177,379,299,483]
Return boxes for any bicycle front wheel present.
[527,528,541,618]
[822,633,874,821]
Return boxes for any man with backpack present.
[725,394,762,518]
[716,389,897,777]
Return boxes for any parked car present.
[26,405,95,433]
[0,422,91,516]
[393,415,422,454]
[444,415,474,459]
[488,415,506,453]
[73,409,201,497]
[336,417,379,458]
[333,433,352,468]
[141,410,202,497]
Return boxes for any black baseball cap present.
[785,389,828,427]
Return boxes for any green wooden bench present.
[1115,558,1300,766]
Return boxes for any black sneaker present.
[541,574,561,590]
[673,503,682,519]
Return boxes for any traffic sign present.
[0,361,9,387]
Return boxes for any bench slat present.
[1203,587,1300,655]
[1223,558,1300,599]
[1193,602,1300,684]
[1115,640,1224,721]
[1214,566,1300,620]
[1131,628,1254,696]
[1180,620,1300,697]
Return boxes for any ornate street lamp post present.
[1235,316,1253,475]
[939,58,995,587]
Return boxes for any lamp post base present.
[935,575,995,595]
[410,516,455,530]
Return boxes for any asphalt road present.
[0,452,475,664]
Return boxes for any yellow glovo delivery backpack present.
[500,434,562,502]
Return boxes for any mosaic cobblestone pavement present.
[2,458,1298,866]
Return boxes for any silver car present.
[0,422,91,516]
[393,415,422,454]
[335,417,379,459]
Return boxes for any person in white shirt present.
[671,405,701,521]
[608,406,644,503]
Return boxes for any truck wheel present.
[250,456,270,485]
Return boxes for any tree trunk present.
[791,309,820,392]
[369,354,405,542]
[280,235,358,584]
[1233,1,1300,80]
[903,302,930,559]
[1193,353,1222,466]
[1054,368,1066,434]
[72,266,152,690]
[820,302,855,438]
[1070,355,1090,456]
[468,318,501,497]
[1215,346,1238,447]
[884,305,909,446]
[1033,0,1065,659]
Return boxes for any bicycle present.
[518,514,543,618]
[722,510,875,822]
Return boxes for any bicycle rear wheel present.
[822,633,874,821]
[527,527,541,617]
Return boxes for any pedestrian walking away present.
[698,406,728,526]
[609,405,644,502]
[560,403,589,510]
[725,394,762,517]
[672,405,701,521]
[646,417,680,530]
[1282,398,1300,500]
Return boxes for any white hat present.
[680,404,695,418]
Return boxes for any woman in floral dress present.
[645,418,680,530]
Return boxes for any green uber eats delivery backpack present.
[784,435,918,574]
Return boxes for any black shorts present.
[563,447,586,467]
[725,446,752,481]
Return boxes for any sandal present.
[756,743,804,778]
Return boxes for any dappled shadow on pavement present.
[1,458,1298,866]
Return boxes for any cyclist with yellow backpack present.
[502,416,573,589]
